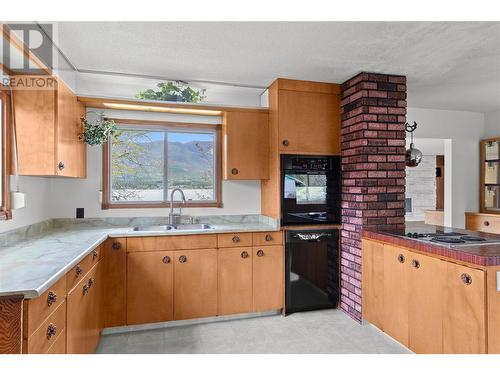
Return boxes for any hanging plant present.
[80,115,117,146]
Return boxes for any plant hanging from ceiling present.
[80,113,117,146]
[135,80,206,103]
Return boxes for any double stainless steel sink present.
[132,223,214,232]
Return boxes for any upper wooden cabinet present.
[222,110,269,180]
[11,76,86,177]
[269,79,341,155]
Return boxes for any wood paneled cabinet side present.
[361,239,384,330]
[222,111,269,180]
[102,238,127,328]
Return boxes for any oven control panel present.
[289,157,331,171]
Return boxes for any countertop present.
[363,222,500,266]
[0,217,279,299]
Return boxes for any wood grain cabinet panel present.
[217,232,252,248]
[252,231,283,246]
[45,329,66,354]
[487,266,500,353]
[252,245,284,312]
[127,251,174,325]
[361,239,384,330]
[11,76,86,177]
[174,249,218,320]
[382,244,409,347]
[102,238,127,328]
[218,247,253,315]
[222,111,269,180]
[128,235,217,252]
[408,253,444,354]
[443,262,486,354]
[23,301,66,354]
[465,212,500,234]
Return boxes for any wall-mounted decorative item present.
[80,112,117,146]
[405,121,423,167]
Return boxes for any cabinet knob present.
[231,168,239,175]
[232,235,240,243]
[58,161,65,171]
[282,139,289,147]
[47,291,57,307]
[162,255,171,264]
[92,250,99,260]
[265,234,273,242]
[397,254,405,263]
[461,273,473,285]
[46,323,57,340]
[484,221,490,227]
[257,249,264,257]
[75,265,83,277]
[88,277,94,288]
[179,255,187,263]
[112,242,122,250]
[241,251,249,259]
[82,284,89,295]
[411,259,420,269]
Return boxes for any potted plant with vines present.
[80,113,117,146]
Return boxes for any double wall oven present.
[281,155,341,314]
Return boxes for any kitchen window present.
[102,118,221,209]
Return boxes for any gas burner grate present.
[459,235,486,242]
[430,237,466,244]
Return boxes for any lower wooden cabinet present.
[127,251,174,325]
[361,239,384,330]
[252,245,284,312]
[103,238,127,328]
[218,247,253,315]
[443,262,486,354]
[465,212,500,234]
[174,249,218,320]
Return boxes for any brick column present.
[339,72,407,321]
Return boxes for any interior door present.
[127,250,174,325]
[253,245,284,312]
[174,249,218,320]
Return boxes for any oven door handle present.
[291,233,333,242]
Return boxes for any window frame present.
[0,87,11,220]
[102,118,222,209]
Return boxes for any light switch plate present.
[497,271,500,292]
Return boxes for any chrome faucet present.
[169,188,186,225]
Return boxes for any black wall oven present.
[281,154,341,225]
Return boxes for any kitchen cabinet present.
[222,110,269,180]
[465,212,500,234]
[127,251,174,325]
[218,247,253,315]
[252,245,284,312]
[174,249,218,320]
[480,137,500,213]
[382,244,409,347]
[12,76,86,177]
[103,238,127,327]
[443,262,486,354]
[23,301,66,354]
[67,261,102,354]
[408,252,444,354]
[361,239,384,330]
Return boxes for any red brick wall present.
[340,72,407,321]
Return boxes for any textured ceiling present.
[53,22,500,112]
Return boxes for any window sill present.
[102,201,222,210]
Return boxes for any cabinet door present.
[174,249,218,320]
[253,245,284,312]
[408,253,444,354]
[443,262,486,354]
[223,111,269,180]
[127,251,174,325]
[86,262,103,353]
[103,238,127,328]
[278,90,340,155]
[361,239,384,330]
[382,244,409,347]
[218,247,253,315]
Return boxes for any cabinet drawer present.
[128,234,217,252]
[24,300,66,354]
[218,233,252,248]
[252,231,283,246]
[23,276,66,338]
[465,213,500,234]
[46,329,66,354]
[66,247,102,292]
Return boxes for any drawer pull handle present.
[162,255,171,264]
[241,251,249,259]
[282,139,289,147]
[179,255,187,263]
[232,236,240,243]
[461,273,472,285]
[92,250,99,260]
[265,234,273,242]
[46,324,57,340]
[411,259,420,269]
[57,161,65,171]
[75,265,83,277]
[88,277,94,288]
[83,284,89,295]
[257,249,264,257]
[484,221,490,227]
[47,291,57,307]
[112,242,122,250]
[397,254,405,263]
[231,168,239,175]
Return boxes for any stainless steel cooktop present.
[404,231,500,247]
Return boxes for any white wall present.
[407,108,485,228]
[484,110,500,138]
